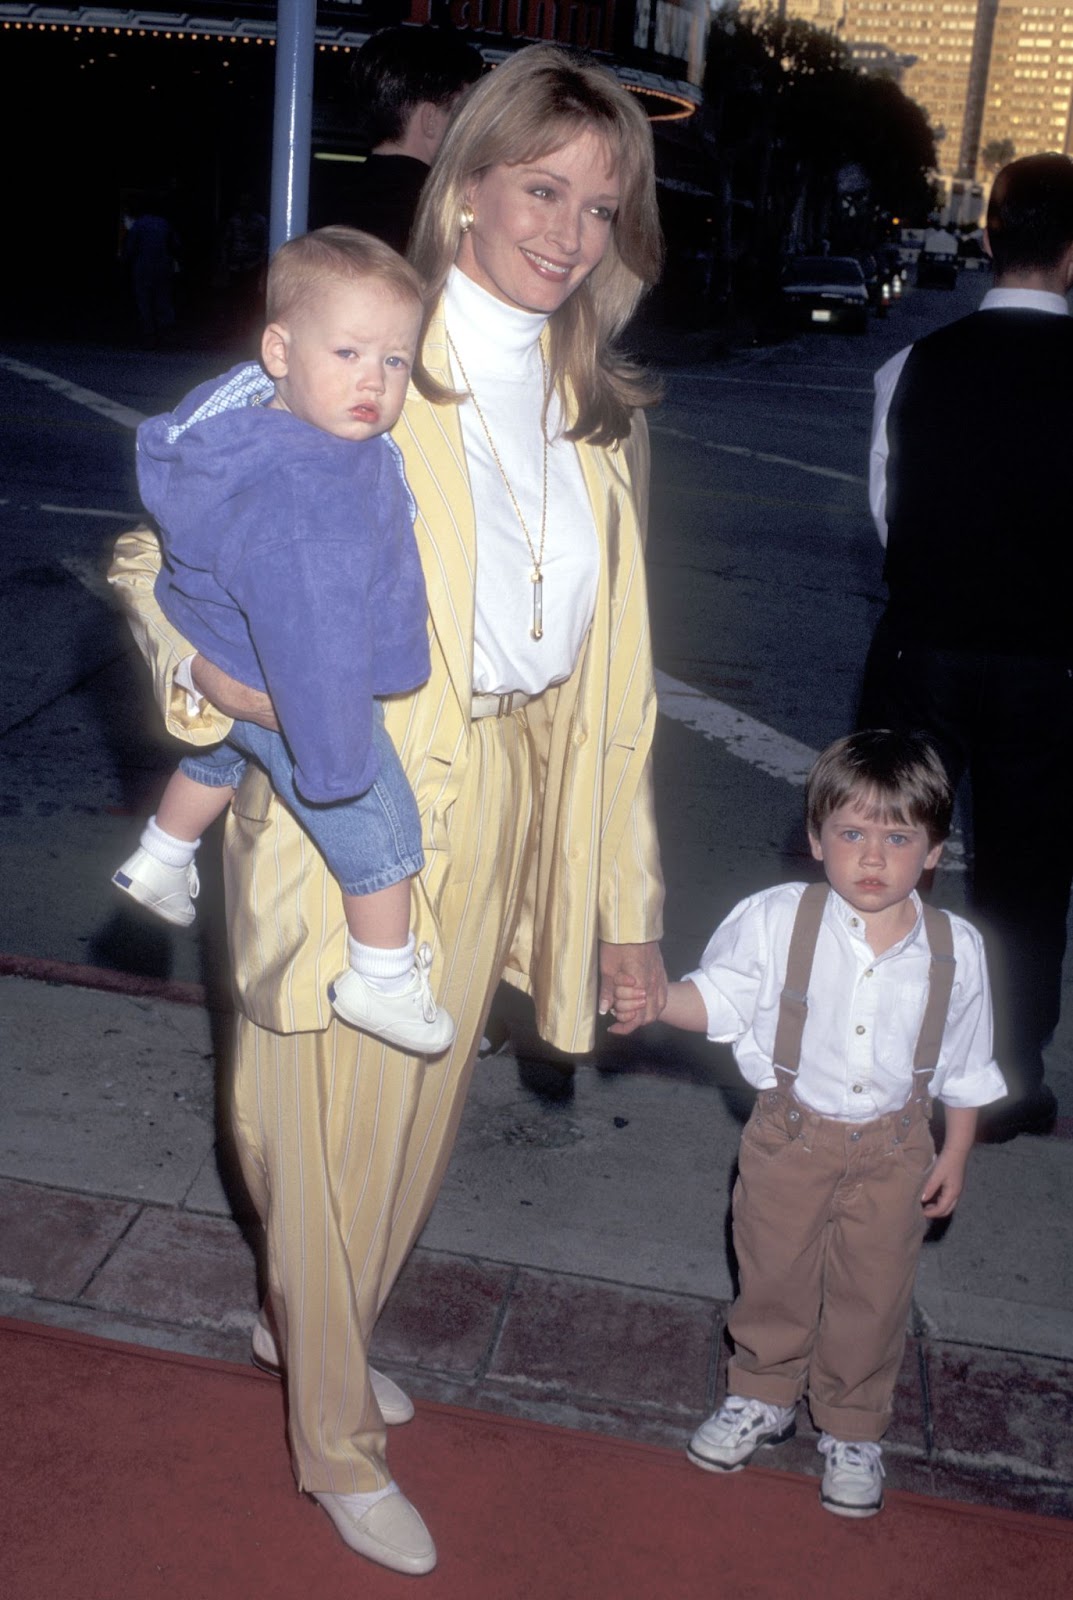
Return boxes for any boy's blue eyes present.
[840,829,911,846]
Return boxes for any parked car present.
[958,233,991,272]
[857,251,886,316]
[917,251,958,289]
[778,256,870,334]
[877,243,905,305]
[917,227,959,289]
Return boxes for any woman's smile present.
[455,129,619,315]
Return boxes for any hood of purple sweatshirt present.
[140,363,430,804]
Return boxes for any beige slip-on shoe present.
[313,1487,436,1574]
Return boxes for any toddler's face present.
[809,798,942,923]
[264,277,421,443]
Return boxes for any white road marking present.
[40,503,139,520]
[651,423,867,486]
[655,669,816,786]
[668,371,873,396]
[0,354,145,429]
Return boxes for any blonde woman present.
[110,45,666,1577]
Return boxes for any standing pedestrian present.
[860,153,1073,1140]
[123,192,178,345]
[310,24,482,251]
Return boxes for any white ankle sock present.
[141,815,199,868]
[348,933,415,994]
[337,1482,400,1515]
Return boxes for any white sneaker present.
[687,1395,797,1473]
[328,942,455,1054]
[112,846,199,927]
[818,1434,885,1518]
[313,1486,436,1575]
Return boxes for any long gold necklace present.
[446,330,548,641]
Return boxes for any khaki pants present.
[727,1087,934,1442]
[230,711,536,1493]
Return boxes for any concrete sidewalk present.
[1,962,1071,1521]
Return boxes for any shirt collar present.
[827,887,925,958]
[980,286,1070,317]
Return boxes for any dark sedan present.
[779,256,870,334]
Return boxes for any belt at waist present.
[471,690,534,719]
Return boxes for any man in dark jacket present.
[311,25,482,251]
[860,154,1073,1140]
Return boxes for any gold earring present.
[459,203,474,234]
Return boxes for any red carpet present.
[2,1317,1069,1600]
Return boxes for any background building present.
[781,0,1073,209]
[976,2,1073,164]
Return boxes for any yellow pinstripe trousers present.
[230,710,536,1493]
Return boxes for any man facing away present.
[860,153,1073,1140]
[310,25,483,251]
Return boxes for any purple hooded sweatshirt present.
[140,363,430,805]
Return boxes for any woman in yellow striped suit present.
[110,45,667,1576]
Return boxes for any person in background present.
[860,153,1073,1141]
[310,24,483,251]
[122,192,178,346]
[110,46,667,1578]
[218,191,268,336]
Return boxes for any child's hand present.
[921,1106,977,1218]
[921,1146,969,1218]
[610,974,648,1029]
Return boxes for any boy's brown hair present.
[805,730,953,848]
[265,227,434,389]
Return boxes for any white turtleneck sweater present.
[443,267,599,697]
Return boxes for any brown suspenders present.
[771,882,956,1091]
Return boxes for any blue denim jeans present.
[179,709,424,896]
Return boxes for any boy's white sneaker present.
[687,1395,797,1473]
[328,942,455,1055]
[112,847,199,927]
[818,1435,885,1518]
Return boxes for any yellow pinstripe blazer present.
[109,304,663,1054]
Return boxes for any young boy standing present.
[112,227,453,1054]
[615,730,1005,1516]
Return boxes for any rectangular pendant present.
[530,570,543,640]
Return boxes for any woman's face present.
[456,129,620,315]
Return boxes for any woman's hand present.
[191,655,279,731]
[598,940,668,1035]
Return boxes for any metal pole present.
[269,0,315,254]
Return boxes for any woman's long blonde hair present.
[409,46,664,447]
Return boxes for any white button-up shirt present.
[685,882,1006,1119]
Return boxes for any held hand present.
[610,976,648,1029]
[191,655,280,731]
[598,940,668,1036]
